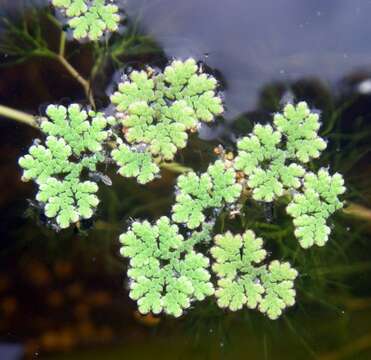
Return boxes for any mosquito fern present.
[172,160,242,229]
[110,59,223,168]
[286,169,345,248]
[119,217,214,317]
[211,230,297,319]
[51,0,121,40]
[18,104,113,228]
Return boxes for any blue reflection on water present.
[125,0,371,118]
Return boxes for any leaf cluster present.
[51,0,121,40]
[172,160,242,229]
[119,217,214,317]
[19,104,113,228]
[286,169,345,248]
[234,102,326,202]
[109,59,223,183]
[211,230,298,319]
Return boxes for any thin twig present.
[0,105,39,128]
[55,54,96,109]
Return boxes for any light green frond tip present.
[51,0,121,41]
[18,136,72,184]
[119,217,214,317]
[287,169,345,248]
[274,102,327,163]
[42,104,111,156]
[18,103,111,228]
[234,101,327,202]
[110,59,223,162]
[37,178,99,228]
[211,230,297,319]
[172,160,242,229]
[111,144,159,184]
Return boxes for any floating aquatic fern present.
[119,217,214,317]
[110,59,223,165]
[18,104,113,228]
[211,230,297,319]
[286,169,345,248]
[172,160,242,229]
[11,17,346,321]
[51,0,121,40]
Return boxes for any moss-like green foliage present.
[111,144,159,184]
[234,102,325,202]
[172,160,242,229]
[119,217,214,317]
[18,104,112,228]
[110,59,223,163]
[273,102,327,163]
[211,230,297,319]
[42,104,109,155]
[51,0,120,41]
[287,169,345,248]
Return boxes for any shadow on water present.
[0,0,370,359]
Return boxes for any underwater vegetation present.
[1,2,371,356]
[4,1,344,320]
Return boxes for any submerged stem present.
[0,105,39,128]
[159,161,192,174]
[55,54,96,109]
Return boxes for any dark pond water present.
[0,0,370,359]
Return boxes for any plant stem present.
[0,105,39,128]
[159,162,192,174]
[55,54,96,109]
[59,31,66,57]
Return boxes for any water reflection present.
[125,0,371,118]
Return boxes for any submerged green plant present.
[51,0,121,40]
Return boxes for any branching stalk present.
[0,105,39,128]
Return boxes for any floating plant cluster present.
[51,0,121,40]
[17,4,346,321]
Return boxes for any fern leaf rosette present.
[51,0,121,40]
[110,59,224,182]
[19,104,112,228]
[234,102,326,202]
[172,160,242,229]
[287,169,345,248]
[119,217,214,317]
[211,230,297,319]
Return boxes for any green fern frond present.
[110,59,223,163]
[287,169,345,248]
[211,230,297,319]
[42,104,111,155]
[119,217,214,317]
[18,104,111,228]
[234,102,327,202]
[273,101,327,162]
[172,160,242,229]
[51,0,121,41]
[111,144,159,184]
